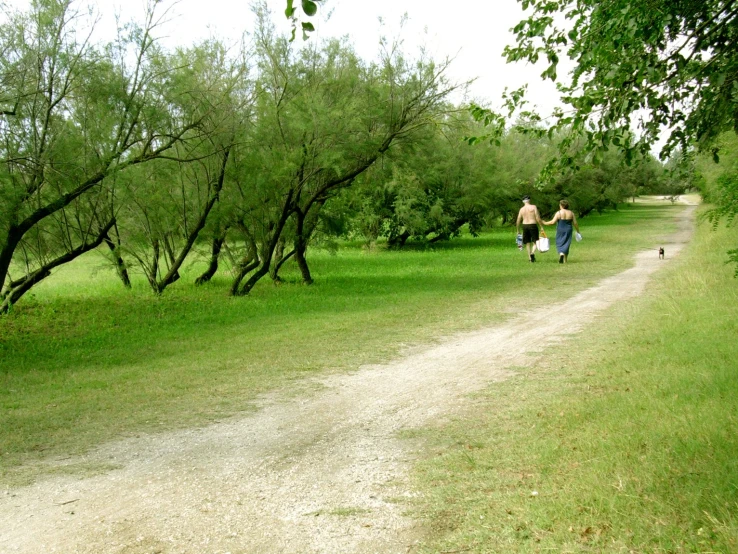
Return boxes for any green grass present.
[0,203,680,486]
[411,208,738,553]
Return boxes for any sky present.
[3,0,565,117]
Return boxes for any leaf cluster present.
[503,0,738,167]
[284,0,324,41]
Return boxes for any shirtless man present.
[516,195,544,262]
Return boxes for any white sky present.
[316,0,563,113]
[3,0,565,118]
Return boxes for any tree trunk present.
[0,227,23,297]
[147,239,161,293]
[195,228,228,286]
[294,247,312,284]
[234,262,271,296]
[161,235,181,285]
[579,208,593,217]
[293,209,313,285]
[0,268,51,312]
[103,232,131,289]
[1,219,116,313]
[427,218,467,244]
[270,238,286,282]
[228,232,259,295]
[229,256,260,296]
[233,189,295,297]
[271,248,295,282]
[155,146,231,293]
[292,197,327,285]
[388,230,410,248]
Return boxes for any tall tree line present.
[0,1,667,312]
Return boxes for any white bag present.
[575,232,582,242]
[536,231,550,253]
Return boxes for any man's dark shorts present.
[522,223,539,245]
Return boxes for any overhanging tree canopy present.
[503,0,738,164]
[286,0,738,160]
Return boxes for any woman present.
[544,200,581,263]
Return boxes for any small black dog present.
[658,247,665,259]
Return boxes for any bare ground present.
[0,204,696,554]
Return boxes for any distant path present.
[0,204,696,554]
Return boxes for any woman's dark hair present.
[559,199,570,209]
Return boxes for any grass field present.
[0,202,681,487]
[411,206,738,553]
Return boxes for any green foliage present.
[344,117,662,248]
[218,11,461,291]
[0,1,461,305]
[345,116,491,246]
[0,0,209,310]
[113,39,249,293]
[0,1,675,309]
[695,132,738,274]
[285,0,324,40]
[699,134,738,224]
[503,0,738,166]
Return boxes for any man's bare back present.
[518,203,541,224]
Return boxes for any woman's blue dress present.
[556,218,574,255]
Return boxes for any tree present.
[345,114,492,248]
[113,40,251,294]
[470,125,554,223]
[502,0,738,167]
[697,132,738,273]
[283,1,676,190]
[0,0,203,312]
[220,9,461,294]
[280,39,462,274]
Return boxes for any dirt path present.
[0,205,696,554]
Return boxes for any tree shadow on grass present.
[0,204,678,377]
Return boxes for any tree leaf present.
[302,0,318,16]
